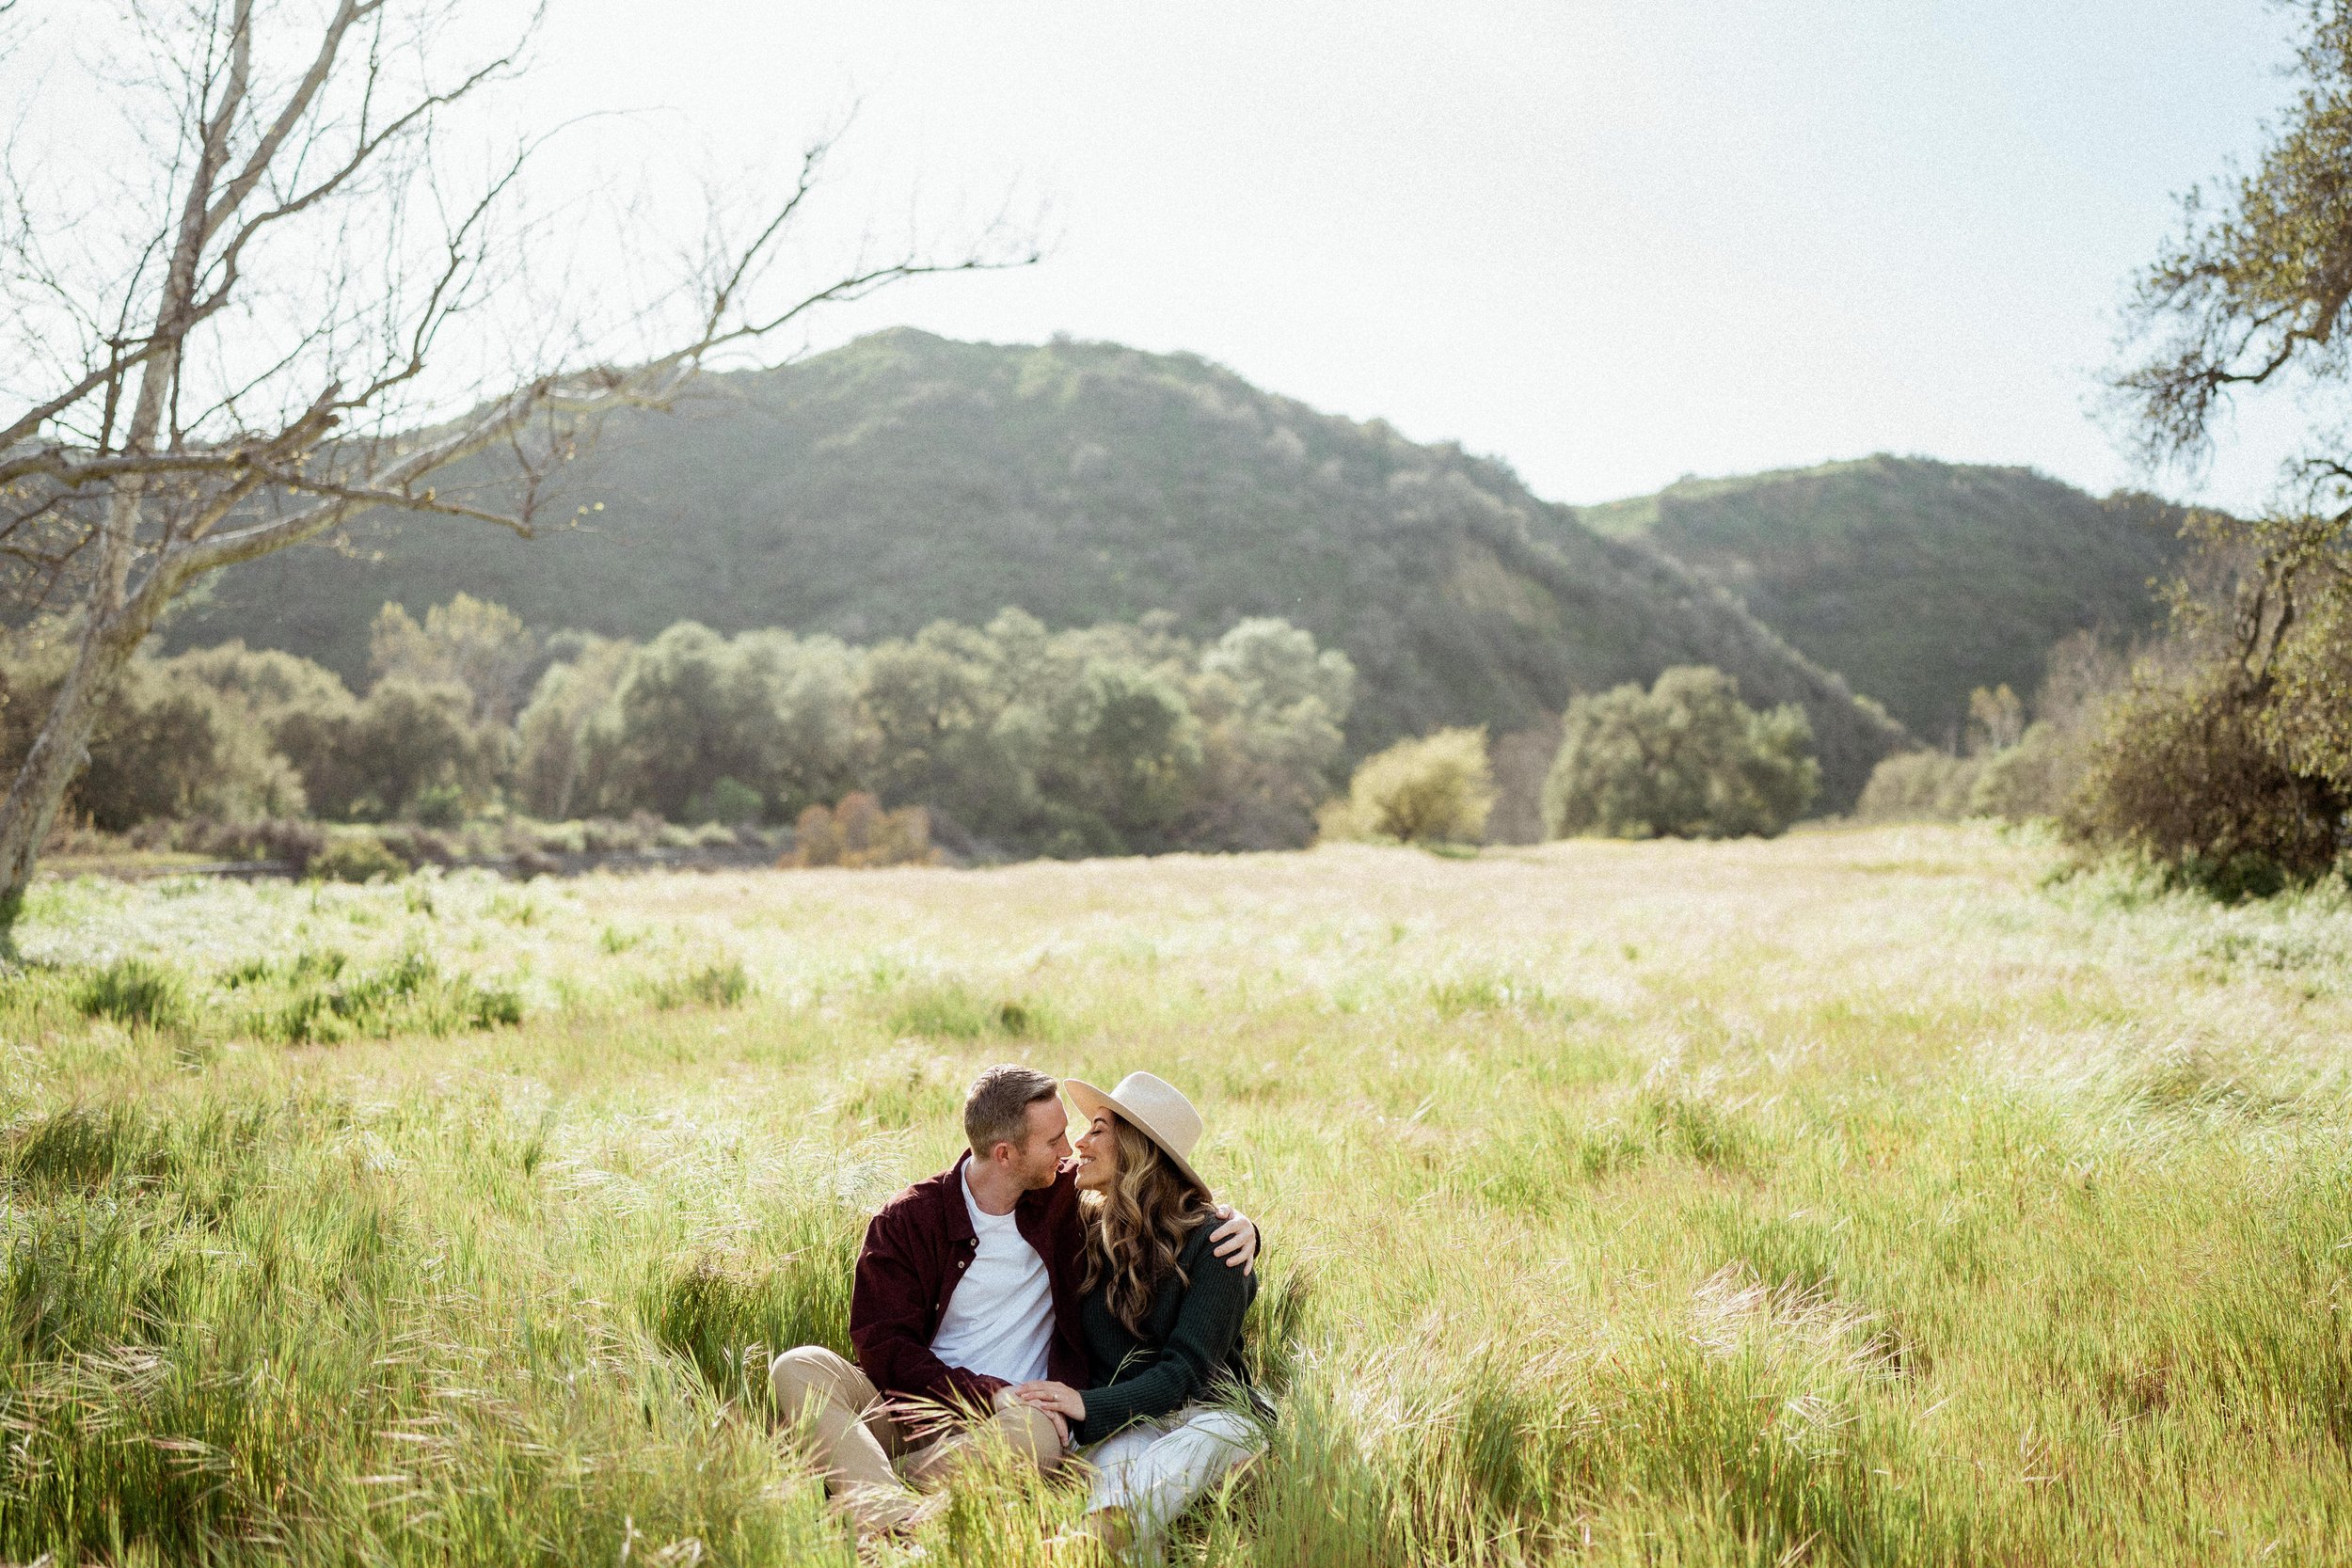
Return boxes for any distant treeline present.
[1,595,1356,860]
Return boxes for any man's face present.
[994,1095,1072,1191]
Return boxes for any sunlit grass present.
[0,824,2345,1562]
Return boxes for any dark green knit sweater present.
[1073,1221,1260,1445]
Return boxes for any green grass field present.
[2,824,2349,1564]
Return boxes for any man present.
[771,1064,1260,1534]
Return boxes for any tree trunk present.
[0,612,145,938]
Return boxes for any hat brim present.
[1063,1077,1213,1200]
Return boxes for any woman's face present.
[1073,1110,1120,1193]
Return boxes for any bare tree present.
[0,0,1027,927]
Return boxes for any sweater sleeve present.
[1075,1243,1255,1444]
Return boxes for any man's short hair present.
[965,1064,1060,1159]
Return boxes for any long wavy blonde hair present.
[1080,1113,1211,1335]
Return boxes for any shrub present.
[255,948,525,1043]
[686,776,764,825]
[644,958,752,1011]
[787,792,935,868]
[1968,719,2084,820]
[1854,751,1982,822]
[579,812,665,854]
[1544,666,1819,840]
[1319,727,1495,846]
[126,816,326,874]
[884,979,1042,1039]
[308,832,407,883]
[74,958,186,1030]
[407,781,467,828]
[199,816,326,874]
[370,824,459,870]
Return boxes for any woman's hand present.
[994,1383,1069,1445]
[1011,1380,1088,1422]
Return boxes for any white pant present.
[1080,1403,1261,1548]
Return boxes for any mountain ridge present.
[166,329,1913,807]
[1567,453,2191,737]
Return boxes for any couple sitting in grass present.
[771,1065,1267,1559]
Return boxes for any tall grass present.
[643,956,752,1011]
[0,824,2342,1562]
[642,1200,864,1402]
[73,957,186,1029]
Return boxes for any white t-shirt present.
[927,1165,1056,1386]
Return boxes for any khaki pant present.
[769,1345,1068,1533]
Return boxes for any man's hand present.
[1209,1203,1260,1275]
[995,1383,1070,1445]
[1011,1380,1087,1422]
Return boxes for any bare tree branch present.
[0,0,1035,922]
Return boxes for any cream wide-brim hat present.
[1063,1071,1212,1198]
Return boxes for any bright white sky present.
[513,0,2312,514]
[12,1,2320,514]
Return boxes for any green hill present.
[1575,455,2191,740]
[164,329,1905,807]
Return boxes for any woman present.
[1011,1071,1267,1558]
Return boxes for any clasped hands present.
[993,1199,1258,1446]
[1004,1378,1087,1436]
[993,1380,1082,1444]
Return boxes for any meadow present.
[1,823,2349,1565]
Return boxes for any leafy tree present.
[1036,658,1202,854]
[26,593,1359,859]
[733,629,874,817]
[370,596,544,726]
[1200,617,1356,718]
[1321,727,1495,846]
[1854,750,1982,824]
[1544,666,1819,840]
[320,679,507,822]
[1964,685,2026,754]
[581,624,872,821]
[514,635,634,820]
[582,624,762,821]
[2089,2,2352,885]
[863,616,1049,846]
[167,641,356,719]
[0,628,305,827]
[1856,640,2127,825]
[164,641,358,814]
[1188,618,1357,848]
[2066,662,2343,890]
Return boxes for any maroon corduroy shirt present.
[848,1153,1090,1411]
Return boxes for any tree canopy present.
[1543,667,1819,841]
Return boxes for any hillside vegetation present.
[164,331,1901,807]
[1577,455,2190,739]
[2,827,2348,1564]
